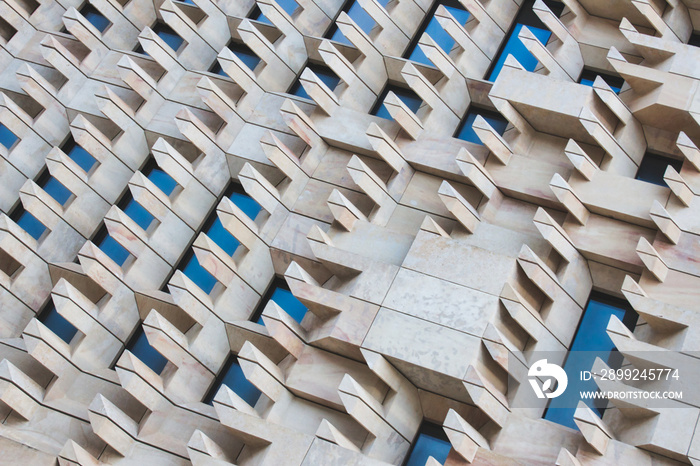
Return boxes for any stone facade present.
[0,0,699,464]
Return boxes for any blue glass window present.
[176,0,196,5]
[37,169,72,206]
[79,4,110,32]
[635,153,683,187]
[326,0,376,45]
[404,422,452,466]
[10,204,46,240]
[176,184,260,293]
[371,85,422,121]
[454,107,508,144]
[211,42,261,76]
[248,5,272,25]
[61,135,97,172]
[142,158,177,196]
[118,192,155,231]
[125,325,168,374]
[289,64,340,100]
[578,69,624,94]
[486,0,558,81]
[544,293,637,429]
[203,355,262,406]
[0,124,19,149]
[94,224,131,266]
[404,0,470,67]
[39,299,78,343]
[152,22,184,52]
[252,278,308,324]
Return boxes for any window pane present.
[578,69,624,94]
[80,4,110,32]
[635,153,683,187]
[230,191,261,220]
[153,23,184,51]
[544,295,636,429]
[62,137,98,172]
[181,254,217,294]
[405,424,452,466]
[329,1,375,44]
[0,124,19,149]
[127,327,168,374]
[204,357,262,406]
[372,86,422,121]
[256,287,307,324]
[406,3,470,67]
[146,167,177,196]
[455,109,508,144]
[40,301,78,343]
[122,198,155,230]
[290,65,340,100]
[206,217,240,256]
[11,205,46,240]
[97,234,131,266]
[488,23,551,81]
[42,177,73,205]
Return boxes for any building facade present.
[0,0,699,464]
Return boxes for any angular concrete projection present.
[0,0,699,465]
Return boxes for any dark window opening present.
[122,325,168,374]
[543,292,637,429]
[142,157,178,196]
[210,42,261,76]
[288,63,340,100]
[486,0,558,81]
[37,168,72,206]
[202,354,262,406]
[61,134,98,172]
[9,203,46,240]
[79,4,110,32]
[454,107,508,144]
[403,421,452,466]
[249,276,308,325]
[370,85,422,121]
[93,223,131,266]
[635,152,683,187]
[38,298,78,343]
[578,69,624,94]
[403,0,470,67]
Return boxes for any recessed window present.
[288,64,340,100]
[689,33,700,47]
[404,421,452,466]
[0,123,19,149]
[142,158,177,196]
[454,107,507,144]
[635,152,683,187]
[210,42,261,76]
[325,0,381,45]
[117,191,155,231]
[37,169,72,206]
[61,135,97,172]
[486,0,560,81]
[248,5,272,25]
[578,69,624,94]
[203,354,262,405]
[9,203,46,240]
[176,0,196,5]
[123,325,168,373]
[250,277,308,324]
[136,22,184,54]
[0,248,22,278]
[38,298,78,343]
[175,184,261,294]
[404,0,470,67]
[371,85,422,121]
[79,4,110,33]
[543,293,636,429]
[93,224,131,266]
